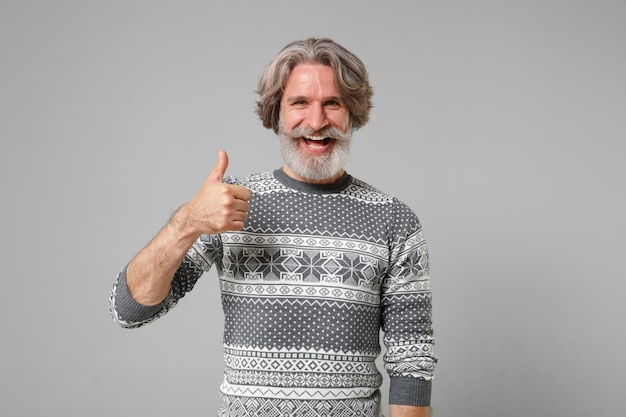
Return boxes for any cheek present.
[280,111,301,133]
[330,112,350,131]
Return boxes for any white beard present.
[278,123,352,183]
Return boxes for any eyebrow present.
[285,95,343,103]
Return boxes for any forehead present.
[282,63,339,97]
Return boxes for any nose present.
[306,104,329,132]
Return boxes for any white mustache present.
[286,125,352,142]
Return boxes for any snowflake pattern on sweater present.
[109,169,437,417]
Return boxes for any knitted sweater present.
[110,169,437,417]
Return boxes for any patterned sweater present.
[110,169,437,417]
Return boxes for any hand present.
[178,150,252,236]
[390,405,430,417]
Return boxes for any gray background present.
[1,1,624,416]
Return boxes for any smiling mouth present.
[303,135,331,148]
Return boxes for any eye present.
[325,100,342,108]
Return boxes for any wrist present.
[168,205,203,246]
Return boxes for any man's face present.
[279,63,352,184]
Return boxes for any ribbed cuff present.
[389,376,432,406]
[114,266,166,323]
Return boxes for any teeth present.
[304,135,326,141]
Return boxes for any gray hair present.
[256,38,373,134]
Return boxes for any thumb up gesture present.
[180,150,252,235]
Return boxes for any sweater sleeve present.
[109,234,221,329]
[381,200,437,406]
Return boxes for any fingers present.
[231,184,253,203]
[210,196,250,233]
[186,150,254,234]
[206,152,252,203]
[220,188,251,232]
[206,150,252,200]
[230,195,251,214]
[208,149,229,182]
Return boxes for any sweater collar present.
[273,168,352,194]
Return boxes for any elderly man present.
[110,38,437,417]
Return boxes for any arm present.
[125,206,204,306]
[127,150,251,305]
[382,201,438,409]
[110,150,252,323]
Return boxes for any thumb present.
[208,150,229,182]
